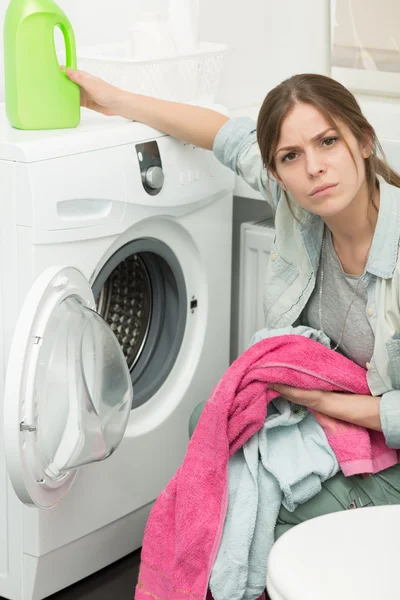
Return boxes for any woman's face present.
[273,102,370,217]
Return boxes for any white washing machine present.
[0,107,234,600]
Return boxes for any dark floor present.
[45,549,141,600]
[23,551,272,600]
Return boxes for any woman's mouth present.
[310,183,338,197]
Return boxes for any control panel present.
[136,141,164,196]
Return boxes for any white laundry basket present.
[77,42,228,104]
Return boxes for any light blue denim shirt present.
[213,117,400,449]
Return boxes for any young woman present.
[66,68,400,535]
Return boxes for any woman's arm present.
[66,69,281,209]
[314,391,382,431]
[66,69,229,150]
[269,384,382,431]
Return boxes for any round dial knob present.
[144,166,164,190]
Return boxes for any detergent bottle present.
[3,0,80,130]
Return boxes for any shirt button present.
[271,252,277,261]
[367,307,373,317]
[366,362,371,370]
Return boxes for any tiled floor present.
[44,549,141,600]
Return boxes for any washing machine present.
[0,106,234,600]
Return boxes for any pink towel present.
[135,335,397,600]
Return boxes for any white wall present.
[198,0,330,109]
[0,0,330,109]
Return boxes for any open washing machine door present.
[4,265,133,509]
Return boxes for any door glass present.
[34,296,132,479]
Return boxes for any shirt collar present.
[367,175,400,279]
[296,175,400,279]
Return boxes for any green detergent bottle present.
[3,0,80,130]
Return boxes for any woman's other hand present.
[269,384,323,410]
[269,384,382,431]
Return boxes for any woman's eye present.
[322,136,338,147]
[282,152,297,163]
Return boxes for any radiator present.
[237,218,276,356]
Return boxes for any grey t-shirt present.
[305,226,374,368]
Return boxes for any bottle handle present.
[57,19,77,70]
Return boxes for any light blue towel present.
[209,326,340,600]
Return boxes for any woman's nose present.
[306,153,326,177]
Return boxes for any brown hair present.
[257,73,400,210]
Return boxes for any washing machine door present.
[4,265,133,508]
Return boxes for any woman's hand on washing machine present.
[64,68,123,116]
[63,67,230,150]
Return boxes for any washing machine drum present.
[96,253,152,370]
[93,239,187,408]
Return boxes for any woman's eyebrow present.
[276,128,337,154]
